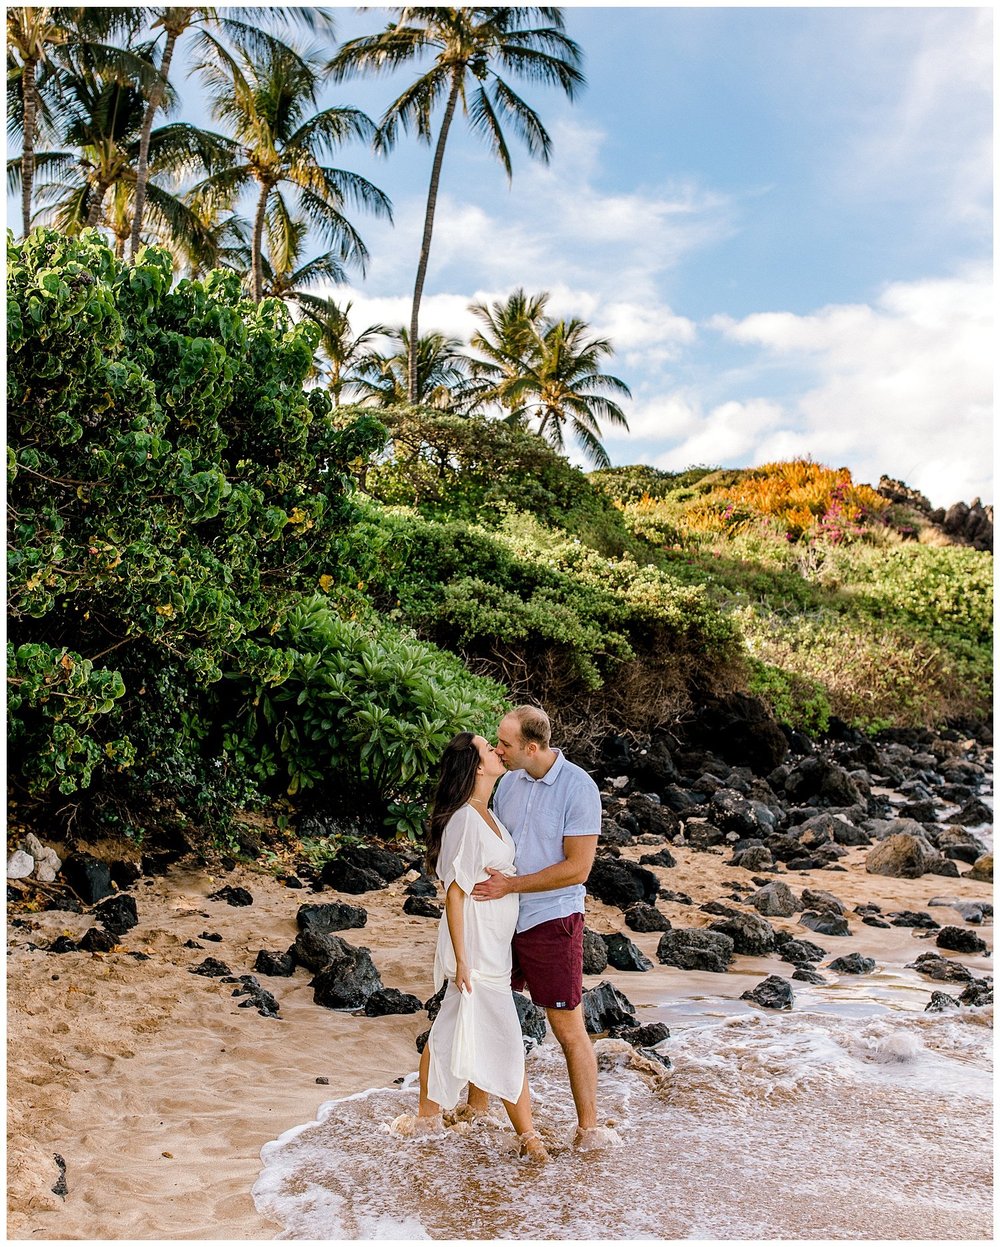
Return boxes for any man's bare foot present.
[390,1113,444,1138]
[572,1125,622,1151]
[517,1130,550,1164]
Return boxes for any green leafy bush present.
[254,596,509,837]
[7,229,385,833]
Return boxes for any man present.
[469,704,620,1149]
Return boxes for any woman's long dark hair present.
[425,732,480,875]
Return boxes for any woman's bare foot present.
[517,1130,550,1164]
[572,1125,622,1151]
[390,1113,444,1138]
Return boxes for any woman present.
[392,732,548,1163]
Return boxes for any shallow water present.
[252,997,992,1240]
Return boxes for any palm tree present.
[252,193,362,302]
[168,188,250,278]
[128,6,338,261]
[6,6,150,237]
[467,291,631,466]
[351,327,471,411]
[293,297,390,405]
[193,40,392,303]
[328,7,584,403]
[14,44,230,256]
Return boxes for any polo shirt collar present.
[534,748,564,785]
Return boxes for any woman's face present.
[473,735,505,780]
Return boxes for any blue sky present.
[17,4,993,505]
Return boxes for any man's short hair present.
[512,704,551,749]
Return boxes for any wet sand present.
[6,838,993,1240]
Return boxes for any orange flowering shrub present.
[685,460,889,541]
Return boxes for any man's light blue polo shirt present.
[492,749,602,934]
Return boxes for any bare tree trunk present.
[21,56,38,238]
[251,181,269,302]
[129,27,180,261]
[408,74,460,404]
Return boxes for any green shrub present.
[254,596,509,837]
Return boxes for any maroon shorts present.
[511,913,584,1010]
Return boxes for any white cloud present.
[654,269,993,505]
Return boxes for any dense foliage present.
[6,231,992,855]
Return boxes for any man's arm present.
[470,835,598,901]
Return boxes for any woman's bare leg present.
[465,1083,489,1113]
[501,1075,548,1161]
[417,1043,442,1118]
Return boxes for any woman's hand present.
[454,959,473,995]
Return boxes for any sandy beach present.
[6,824,992,1241]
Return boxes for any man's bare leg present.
[545,1005,598,1130]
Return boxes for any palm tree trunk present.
[21,56,38,238]
[85,181,110,228]
[129,27,180,261]
[252,182,269,303]
[408,74,461,404]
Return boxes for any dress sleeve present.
[437,807,487,894]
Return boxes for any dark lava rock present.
[254,949,296,977]
[784,758,862,807]
[208,885,253,907]
[888,910,939,929]
[514,991,547,1047]
[43,896,83,913]
[799,813,871,848]
[624,902,671,933]
[749,881,798,917]
[78,927,116,953]
[602,932,653,972]
[862,915,892,928]
[582,927,610,975]
[710,791,776,839]
[953,798,993,827]
[425,984,446,1022]
[799,910,850,937]
[827,953,876,974]
[627,794,681,840]
[925,991,961,1012]
[61,854,114,905]
[109,860,142,890]
[311,941,383,1009]
[198,932,223,943]
[281,875,305,889]
[609,1021,670,1047]
[405,877,438,898]
[905,953,973,983]
[363,988,423,1016]
[93,894,138,937]
[639,847,677,869]
[785,855,827,872]
[318,860,386,894]
[657,928,734,973]
[632,735,680,790]
[582,980,637,1034]
[685,692,789,775]
[708,911,777,956]
[190,957,232,977]
[800,887,845,916]
[660,889,694,905]
[52,1153,68,1198]
[700,900,739,918]
[229,975,280,1017]
[792,967,826,984]
[48,936,79,954]
[296,901,367,934]
[683,821,726,850]
[587,857,660,907]
[935,926,989,955]
[293,927,353,974]
[183,939,204,949]
[958,979,994,1007]
[777,937,827,964]
[740,975,794,1010]
[898,799,938,823]
[403,895,442,919]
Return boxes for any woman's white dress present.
[426,804,524,1109]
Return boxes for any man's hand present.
[471,867,514,902]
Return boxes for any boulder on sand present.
[741,975,794,1010]
[749,881,799,917]
[582,980,637,1034]
[865,834,935,879]
[583,927,610,974]
[602,932,653,972]
[587,857,660,907]
[311,940,383,1009]
[708,910,777,956]
[656,928,734,973]
[935,926,989,955]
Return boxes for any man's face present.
[495,714,532,771]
